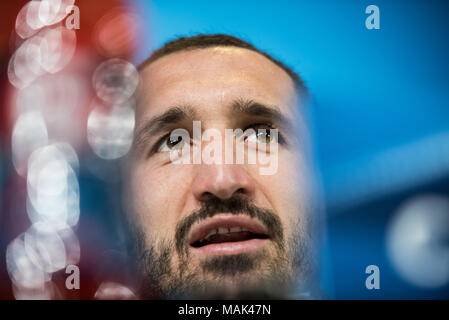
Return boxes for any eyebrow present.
[132,99,293,156]
[133,105,196,154]
[231,99,292,130]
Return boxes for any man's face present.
[126,47,314,298]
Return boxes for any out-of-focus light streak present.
[8,26,76,89]
[26,144,80,229]
[87,99,135,160]
[88,58,138,160]
[387,195,449,288]
[15,1,41,39]
[92,58,139,105]
[24,222,67,273]
[6,0,81,300]
[6,235,52,295]
[94,282,137,300]
[15,0,75,40]
[11,111,48,177]
[39,26,76,74]
[5,0,142,298]
[26,1,46,31]
[38,0,75,27]
[12,281,60,300]
[14,74,88,149]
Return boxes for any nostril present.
[236,188,246,194]
[200,188,247,202]
[200,192,214,201]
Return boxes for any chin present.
[179,279,290,300]
[173,263,292,299]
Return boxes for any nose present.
[192,163,256,201]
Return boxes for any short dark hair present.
[138,34,307,94]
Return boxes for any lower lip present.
[190,238,269,256]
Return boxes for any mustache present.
[175,195,284,255]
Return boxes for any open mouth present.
[188,214,270,255]
[191,227,269,247]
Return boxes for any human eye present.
[159,135,184,151]
[149,131,190,156]
[243,123,285,145]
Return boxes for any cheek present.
[129,163,191,243]
[254,151,308,234]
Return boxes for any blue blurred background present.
[130,0,449,299]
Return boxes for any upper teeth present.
[203,227,249,240]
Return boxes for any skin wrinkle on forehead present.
[137,47,298,108]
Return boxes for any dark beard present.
[131,195,310,299]
[137,242,294,299]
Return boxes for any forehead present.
[137,47,298,120]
